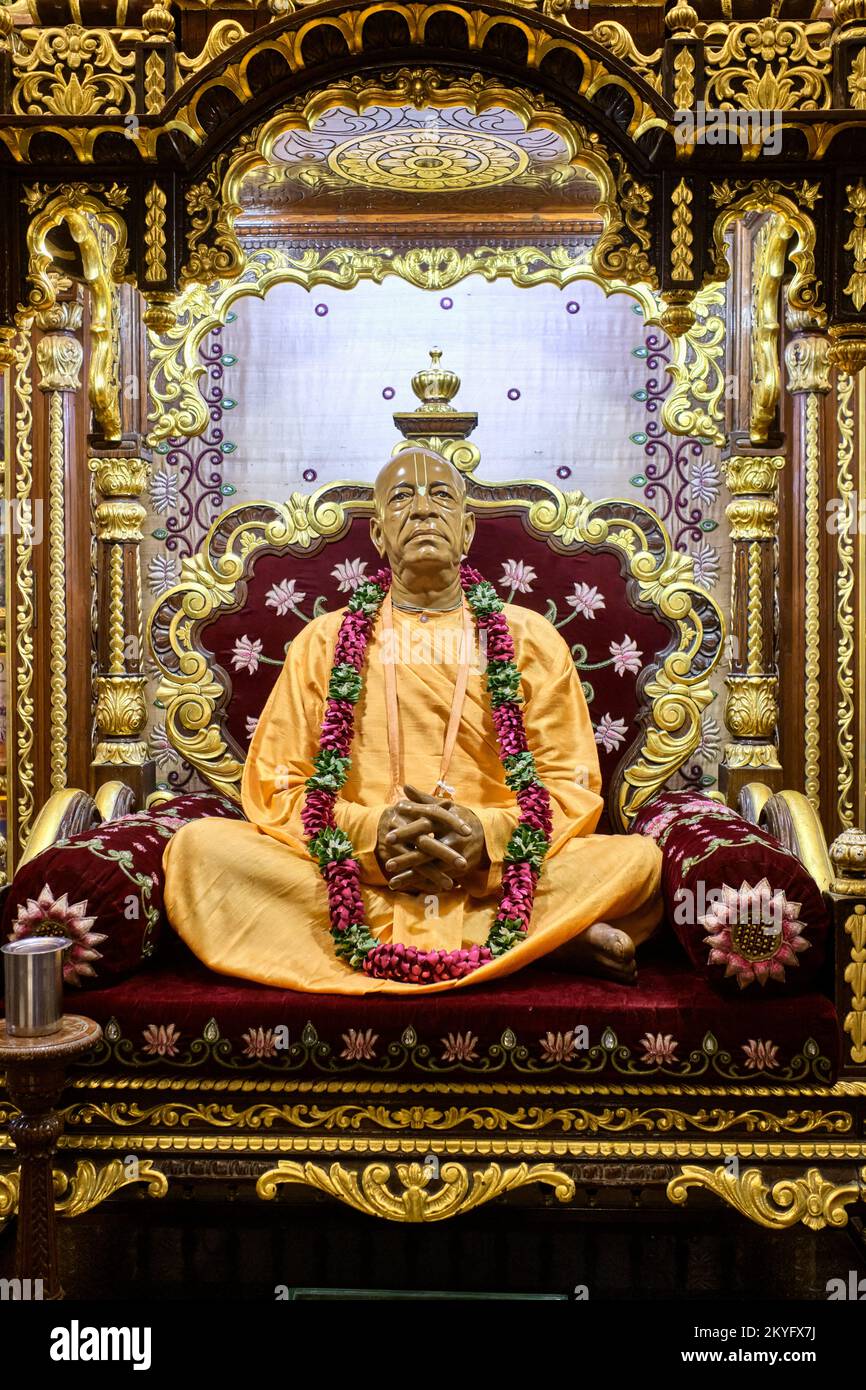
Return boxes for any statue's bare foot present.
[546,923,637,983]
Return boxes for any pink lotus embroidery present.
[566,582,606,620]
[594,714,628,752]
[500,559,537,594]
[539,1030,579,1063]
[742,1038,780,1071]
[639,1032,679,1065]
[700,879,809,988]
[231,635,263,674]
[340,1028,378,1060]
[242,1026,278,1058]
[142,1023,181,1057]
[609,636,643,676]
[9,884,107,987]
[266,578,306,615]
[332,558,368,592]
[441,1031,480,1062]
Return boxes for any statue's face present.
[371,450,475,577]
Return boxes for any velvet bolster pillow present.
[633,789,830,994]
[1,792,245,989]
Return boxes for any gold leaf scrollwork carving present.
[183,157,245,288]
[589,22,663,93]
[147,246,674,446]
[54,1159,167,1217]
[667,1164,863,1230]
[0,1160,167,1218]
[702,18,833,112]
[593,155,657,289]
[849,46,866,110]
[842,180,866,311]
[256,1160,575,1221]
[36,333,82,393]
[784,333,831,395]
[10,24,137,119]
[723,675,779,739]
[94,676,148,739]
[661,282,727,444]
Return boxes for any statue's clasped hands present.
[376,785,487,894]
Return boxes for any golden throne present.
[4,369,865,1242]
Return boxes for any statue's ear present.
[370,513,386,557]
[462,508,476,553]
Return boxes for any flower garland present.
[301,563,553,985]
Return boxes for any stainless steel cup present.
[1,936,70,1036]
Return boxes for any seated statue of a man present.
[163,448,663,993]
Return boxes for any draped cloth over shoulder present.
[163,602,662,994]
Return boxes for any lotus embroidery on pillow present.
[698,878,810,988]
[8,883,107,986]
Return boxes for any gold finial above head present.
[830,827,866,883]
[411,348,461,414]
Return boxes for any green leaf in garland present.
[306,748,351,793]
[328,663,363,703]
[309,826,354,867]
[488,917,527,957]
[348,580,386,617]
[503,751,537,792]
[332,922,379,967]
[485,659,522,706]
[465,580,502,618]
[504,823,550,871]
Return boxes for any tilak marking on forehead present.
[415,451,428,496]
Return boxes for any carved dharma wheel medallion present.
[327,130,529,192]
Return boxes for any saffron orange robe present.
[163,602,662,993]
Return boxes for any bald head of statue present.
[370,449,475,609]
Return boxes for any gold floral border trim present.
[148,476,723,829]
[836,372,856,830]
[53,1097,854,1139]
[11,330,35,869]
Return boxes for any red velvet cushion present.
[66,937,839,1085]
[633,790,830,994]
[2,792,244,989]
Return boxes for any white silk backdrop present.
[143,272,729,787]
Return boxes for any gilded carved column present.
[89,446,156,803]
[784,321,831,811]
[718,452,785,803]
[35,302,84,793]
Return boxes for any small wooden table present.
[0,1016,101,1299]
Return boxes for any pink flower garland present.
[302,564,553,985]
